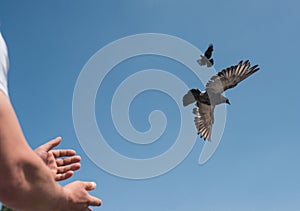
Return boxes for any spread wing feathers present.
[182,89,201,106]
[197,44,214,67]
[205,60,259,94]
[204,44,213,59]
[193,102,215,141]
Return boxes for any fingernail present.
[91,182,97,187]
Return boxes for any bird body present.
[183,89,228,106]
[183,60,259,141]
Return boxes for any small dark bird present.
[197,44,214,67]
[183,60,259,141]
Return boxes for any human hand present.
[34,136,81,181]
[63,181,102,211]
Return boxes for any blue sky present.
[1,0,300,210]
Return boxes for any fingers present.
[78,181,102,206]
[64,181,102,209]
[52,149,77,158]
[55,171,74,181]
[56,162,81,174]
[55,162,80,181]
[85,182,102,206]
[56,155,81,166]
[88,195,102,207]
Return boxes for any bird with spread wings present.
[183,60,259,141]
[197,44,214,67]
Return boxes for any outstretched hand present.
[63,181,102,210]
[34,137,81,181]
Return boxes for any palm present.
[34,137,81,181]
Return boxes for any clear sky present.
[1,0,300,210]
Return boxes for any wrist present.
[53,185,70,211]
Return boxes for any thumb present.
[42,136,62,151]
[47,151,56,167]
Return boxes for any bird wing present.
[204,44,213,59]
[182,89,201,106]
[205,60,259,94]
[207,58,214,67]
[193,102,215,141]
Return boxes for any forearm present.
[0,93,67,211]
[0,152,67,211]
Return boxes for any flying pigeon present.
[183,60,259,141]
[197,44,214,67]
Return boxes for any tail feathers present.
[183,89,201,106]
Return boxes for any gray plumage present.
[197,44,214,67]
[183,60,259,141]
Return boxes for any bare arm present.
[0,91,101,210]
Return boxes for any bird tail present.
[182,89,201,106]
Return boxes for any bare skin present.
[0,91,102,211]
[34,136,82,181]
